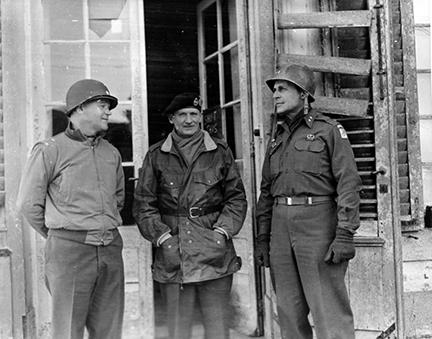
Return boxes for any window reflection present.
[88,0,130,40]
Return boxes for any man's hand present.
[324,228,355,264]
[255,234,270,267]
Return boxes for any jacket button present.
[187,230,191,234]
[188,240,192,243]
[217,240,221,244]
[167,244,172,249]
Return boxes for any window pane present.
[44,44,86,102]
[88,0,131,40]
[224,104,242,159]
[50,107,69,136]
[420,120,432,162]
[205,56,220,108]
[90,43,131,101]
[418,73,432,116]
[222,0,237,46]
[415,26,431,69]
[105,104,133,162]
[43,0,83,40]
[203,2,218,56]
[122,166,135,225]
[223,46,239,103]
[413,0,430,24]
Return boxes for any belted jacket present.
[133,130,247,284]
[17,123,125,245]
[256,109,362,236]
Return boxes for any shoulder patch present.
[337,124,348,139]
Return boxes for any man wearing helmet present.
[17,79,125,339]
[255,64,362,338]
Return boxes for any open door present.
[197,0,259,335]
[260,0,405,337]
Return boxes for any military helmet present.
[65,79,118,116]
[266,64,316,102]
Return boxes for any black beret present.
[163,92,202,116]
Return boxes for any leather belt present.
[275,196,334,206]
[159,205,222,219]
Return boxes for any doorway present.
[144,0,258,337]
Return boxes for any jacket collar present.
[161,130,217,153]
[304,109,317,129]
[65,121,103,145]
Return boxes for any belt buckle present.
[307,196,313,205]
[189,207,201,219]
[286,197,293,205]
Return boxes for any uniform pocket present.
[293,138,326,174]
[191,171,223,204]
[161,174,182,202]
[188,225,227,268]
[159,235,181,273]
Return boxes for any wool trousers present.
[44,234,124,339]
[160,275,233,339]
[269,201,355,339]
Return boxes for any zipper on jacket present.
[91,145,106,234]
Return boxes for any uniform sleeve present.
[115,153,125,212]
[212,147,247,238]
[329,124,362,233]
[16,142,55,238]
[132,152,171,245]
[255,149,274,236]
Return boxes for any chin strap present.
[269,106,278,148]
[303,94,309,116]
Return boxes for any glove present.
[255,234,270,267]
[324,228,355,264]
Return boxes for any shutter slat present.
[313,96,369,117]
[277,54,371,76]
[278,11,372,29]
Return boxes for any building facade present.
[0,0,430,338]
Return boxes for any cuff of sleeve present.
[156,231,172,247]
[337,224,357,235]
[213,226,230,239]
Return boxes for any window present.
[414,0,432,208]
[198,0,242,160]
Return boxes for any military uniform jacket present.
[256,109,362,236]
[132,130,247,284]
[17,123,125,244]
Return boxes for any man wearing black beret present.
[133,93,247,339]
